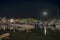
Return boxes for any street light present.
[43,12,47,16]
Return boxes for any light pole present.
[43,12,47,36]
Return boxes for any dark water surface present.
[0,30,60,40]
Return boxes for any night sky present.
[0,0,60,18]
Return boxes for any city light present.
[10,19,14,23]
